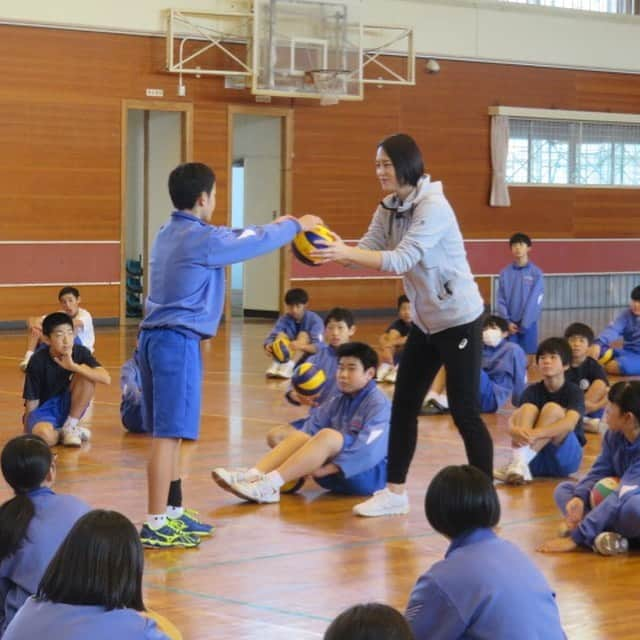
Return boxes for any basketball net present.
[310,69,350,106]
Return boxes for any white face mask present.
[483,328,503,348]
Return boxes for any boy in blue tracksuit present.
[263,288,324,379]
[212,342,391,503]
[496,232,544,357]
[539,381,640,556]
[138,162,322,548]
[120,349,147,434]
[589,285,640,376]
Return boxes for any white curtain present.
[490,115,511,207]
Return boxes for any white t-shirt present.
[74,308,95,352]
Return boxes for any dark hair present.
[509,232,532,247]
[42,312,74,337]
[378,134,424,188]
[536,337,571,366]
[608,381,640,425]
[631,286,640,302]
[37,510,145,611]
[58,286,80,300]
[324,603,414,640]
[0,436,52,562]
[325,307,355,328]
[336,342,379,372]
[168,162,216,211]
[425,465,500,539]
[564,322,595,344]
[482,314,508,333]
[397,295,410,308]
[284,288,309,306]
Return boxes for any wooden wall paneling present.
[295,278,405,312]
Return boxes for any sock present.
[166,505,184,519]
[167,479,182,508]
[23,350,33,360]
[436,393,449,409]
[513,445,537,465]
[246,468,262,482]
[146,514,168,530]
[425,390,437,402]
[63,416,79,431]
[264,470,285,490]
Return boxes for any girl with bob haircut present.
[3,510,180,640]
[312,133,492,517]
[0,435,88,636]
[405,465,566,640]
[324,603,414,640]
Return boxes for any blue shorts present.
[508,322,538,355]
[290,417,306,430]
[120,396,148,434]
[139,329,202,440]
[587,408,604,419]
[479,370,498,413]
[26,391,71,432]
[529,431,583,478]
[315,461,387,496]
[613,348,640,376]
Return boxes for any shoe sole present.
[141,540,200,549]
[353,506,410,517]
[505,472,530,485]
[211,469,235,493]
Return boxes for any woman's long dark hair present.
[378,133,424,187]
[0,435,52,562]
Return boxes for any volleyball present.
[281,477,305,494]
[292,362,327,396]
[271,336,292,363]
[291,224,334,266]
[590,476,620,509]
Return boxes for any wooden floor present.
[0,318,638,640]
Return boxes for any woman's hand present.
[310,231,352,264]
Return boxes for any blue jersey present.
[482,339,527,407]
[141,211,300,339]
[567,430,640,547]
[594,309,640,354]
[264,310,324,346]
[406,528,565,640]
[0,488,89,635]
[3,598,170,640]
[302,380,391,479]
[496,261,544,330]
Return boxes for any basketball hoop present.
[309,69,351,106]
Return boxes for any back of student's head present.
[0,436,52,562]
[397,295,410,309]
[58,286,80,300]
[325,307,355,328]
[168,162,215,211]
[482,314,508,333]
[536,337,571,366]
[42,312,73,337]
[336,342,378,372]
[509,232,532,246]
[284,288,309,306]
[377,133,424,188]
[608,381,640,425]
[631,285,640,302]
[37,510,145,611]
[324,603,414,640]
[564,322,595,344]
[425,465,500,539]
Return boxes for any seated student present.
[264,288,324,379]
[23,312,111,447]
[564,322,609,433]
[423,315,527,415]
[494,337,585,485]
[539,381,640,557]
[589,285,640,376]
[0,435,89,636]
[405,465,565,640]
[213,342,390,503]
[3,510,180,640]
[20,286,95,371]
[120,348,148,434]
[376,295,413,384]
[325,603,414,640]
[266,307,356,447]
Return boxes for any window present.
[500,0,636,15]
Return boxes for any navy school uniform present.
[3,598,170,640]
[301,379,391,495]
[139,211,301,440]
[496,261,544,355]
[264,310,324,348]
[405,528,566,640]
[593,308,640,375]
[120,351,147,434]
[478,340,527,412]
[385,318,412,364]
[565,356,609,419]
[555,429,640,547]
[0,488,89,635]
[519,380,585,478]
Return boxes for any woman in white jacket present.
[313,133,492,517]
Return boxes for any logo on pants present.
[458,338,468,350]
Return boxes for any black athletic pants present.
[386,315,494,482]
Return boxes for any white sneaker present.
[583,417,601,434]
[230,477,280,504]
[61,426,82,447]
[493,463,511,483]
[277,361,295,379]
[78,426,91,442]
[352,488,410,517]
[593,531,629,556]
[504,458,532,485]
[211,467,253,493]
[265,361,280,378]
[376,363,393,382]
[18,354,32,372]
[384,366,398,384]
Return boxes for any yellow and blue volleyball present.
[292,362,327,396]
[272,336,292,363]
[291,224,334,266]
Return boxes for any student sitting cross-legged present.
[212,342,390,503]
